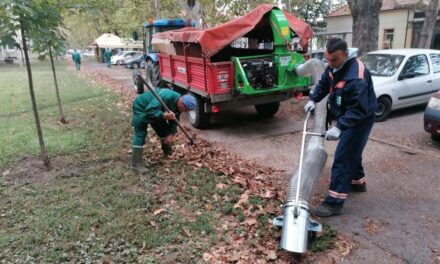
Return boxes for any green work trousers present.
[132,119,174,146]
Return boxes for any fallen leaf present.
[2,170,10,177]
[266,250,277,260]
[203,252,216,262]
[216,183,226,189]
[149,221,157,227]
[182,227,192,237]
[153,208,166,215]
[244,218,257,226]
[234,190,250,209]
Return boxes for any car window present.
[430,54,440,73]
[401,54,430,77]
[360,54,404,77]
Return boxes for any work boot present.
[132,147,148,175]
[311,202,343,217]
[351,183,367,192]
[161,142,173,156]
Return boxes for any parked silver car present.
[361,49,440,121]
[111,51,141,65]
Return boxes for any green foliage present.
[282,0,332,27]
[0,0,67,54]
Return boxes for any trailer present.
[141,4,313,128]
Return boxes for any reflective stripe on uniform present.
[329,190,348,199]
[357,58,365,79]
[335,81,345,89]
[352,178,366,184]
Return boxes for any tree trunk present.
[155,0,161,19]
[418,0,440,48]
[20,22,52,170]
[48,44,68,124]
[347,0,383,56]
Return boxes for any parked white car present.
[111,51,140,65]
[360,49,440,121]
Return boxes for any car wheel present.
[117,60,123,65]
[375,96,391,122]
[132,63,139,69]
[255,102,280,118]
[188,95,211,129]
[432,134,440,141]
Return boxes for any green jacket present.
[71,52,81,63]
[104,50,112,60]
[132,88,181,133]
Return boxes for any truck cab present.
[142,19,195,87]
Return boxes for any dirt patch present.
[1,154,104,186]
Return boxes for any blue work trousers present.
[325,115,375,205]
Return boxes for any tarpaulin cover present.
[153,4,312,57]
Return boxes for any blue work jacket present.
[309,57,377,130]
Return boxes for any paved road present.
[85,61,440,264]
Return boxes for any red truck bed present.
[158,53,234,97]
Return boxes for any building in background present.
[325,0,440,50]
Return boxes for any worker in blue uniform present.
[304,38,377,217]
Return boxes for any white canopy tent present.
[95,33,142,49]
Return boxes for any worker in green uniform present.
[104,48,112,68]
[131,88,196,174]
[71,49,81,70]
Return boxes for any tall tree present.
[418,0,440,48]
[0,0,67,169]
[347,0,383,56]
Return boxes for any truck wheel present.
[255,102,280,118]
[375,96,391,122]
[145,60,161,87]
[188,95,211,129]
[132,69,144,94]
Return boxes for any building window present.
[384,29,394,49]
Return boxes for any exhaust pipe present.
[274,58,327,253]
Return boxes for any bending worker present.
[131,88,196,174]
[304,38,377,217]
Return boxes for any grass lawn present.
[0,61,247,262]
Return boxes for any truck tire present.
[255,102,280,118]
[375,96,391,122]
[132,69,144,94]
[188,95,211,129]
[145,60,160,87]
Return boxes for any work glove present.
[304,100,316,113]
[325,127,341,141]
